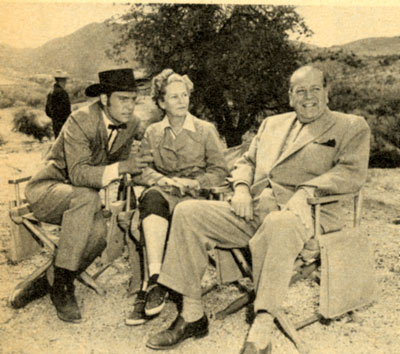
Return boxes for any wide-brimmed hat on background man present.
[54,70,69,79]
[85,68,138,97]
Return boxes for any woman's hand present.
[156,176,186,195]
[172,177,200,191]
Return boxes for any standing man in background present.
[45,69,71,138]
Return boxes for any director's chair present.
[7,175,137,308]
[211,190,376,353]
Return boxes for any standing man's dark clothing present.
[46,75,71,138]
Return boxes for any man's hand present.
[230,184,253,222]
[283,187,315,233]
[119,154,153,176]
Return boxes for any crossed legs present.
[148,199,309,351]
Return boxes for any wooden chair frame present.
[7,176,132,304]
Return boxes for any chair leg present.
[76,271,107,296]
[126,236,145,296]
[274,310,309,354]
[8,258,53,308]
[295,313,323,330]
[215,290,256,320]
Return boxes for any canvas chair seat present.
[7,176,132,306]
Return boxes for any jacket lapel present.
[108,117,139,153]
[273,109,335,168]
[262,113,297,174]
[91,102,109,150]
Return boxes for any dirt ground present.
[0,107,400,354]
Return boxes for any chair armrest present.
[309,191,363,239]
[205,183,232,201]
[8,176,31,185]
[307,192,359,205]
[208,184,231,195]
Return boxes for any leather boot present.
[50,266,82,323]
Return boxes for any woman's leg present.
[139,189,171,279]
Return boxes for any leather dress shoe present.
[240,342,272,354]
[9,273,50,309]
[146,315,208,350]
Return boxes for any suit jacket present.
[231,108,371,232]
[216,108,370,284]
[134,113,229,213]
[26,100,140,204]
[137,113,228,188]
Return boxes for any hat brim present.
[85,83,137,97]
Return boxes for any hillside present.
[331,36,400,57]
[0,22,137,80]
[1,18,399,81]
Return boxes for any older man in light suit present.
[145,65,371,353]
[15,69,152,323]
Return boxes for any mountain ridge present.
[0,22,137,80]
[1,22,399,80]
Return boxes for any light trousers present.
[158,199,309,314]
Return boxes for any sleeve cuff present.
[102,163,120,187]
[233,180,250,190]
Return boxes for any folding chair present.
[212,190,376,353]
[7,175,130,307]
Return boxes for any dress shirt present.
[101,110,121,187]
[158,114,196,138]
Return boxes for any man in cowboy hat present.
[45,70,71,138]
[13,68,152,323]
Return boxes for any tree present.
[110,4,311,147]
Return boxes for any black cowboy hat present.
[85,68,138,97]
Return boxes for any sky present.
[0,1,400,49]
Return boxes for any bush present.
[4,85,46,109]
[12,108,53,142]
[0,96,14,108]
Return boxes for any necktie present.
[107,123,127,151]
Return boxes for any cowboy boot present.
[50,266,82,323]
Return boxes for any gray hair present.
[151,69,194,110]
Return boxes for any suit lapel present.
[91,102,109,150]
[109,121,134,153]
[262,113,297,174]
[273,109,335,168]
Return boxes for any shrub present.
[12,108,53,142]
[5,85,46,109]
[0,96,14,108]
[0,133,6,146]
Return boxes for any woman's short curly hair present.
[151,69,194,110]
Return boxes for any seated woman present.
[126,69,229,325]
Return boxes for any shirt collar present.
[101,109,116,132]
[159,113,196,133]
